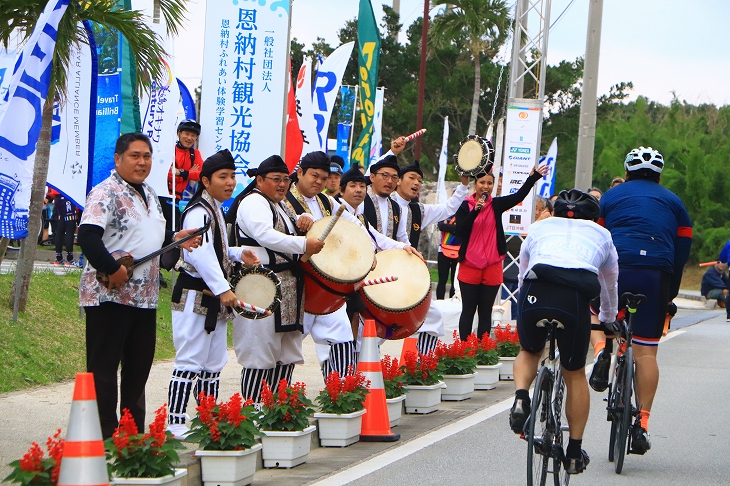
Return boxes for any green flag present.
[350,0,380,169]
[117,0,141,133]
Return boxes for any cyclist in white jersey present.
[510,189,619,475]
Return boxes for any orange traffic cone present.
[400,333,418,363]
[58,373,110,486]
[358,319,400,442]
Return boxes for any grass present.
[0,269,177,394]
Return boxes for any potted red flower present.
[381,355,407,427]
[400,350,445,414]
[494,324,521,380]
[468,333,503,389]
[188,393,262,486]
[258,379,316,468]
[435,331,478,401]
[5,429,64,486]
[314,369,371,447]
[105,405,186,485]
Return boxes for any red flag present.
[285,58,303,172]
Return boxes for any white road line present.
[310,396,516,486]
[312,329,688,485]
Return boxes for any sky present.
[174,0,730,107]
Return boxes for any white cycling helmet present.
[624,146,664,173]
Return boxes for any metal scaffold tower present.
[496,0,553,317]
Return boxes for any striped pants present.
[167,369,221,424]
[240,363,295,403]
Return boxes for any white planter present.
[386,395,406,427]
[499,356,516,380]
[112,469,187,486]
[196,444,261,486]
[442,373,476,401]
[403,382,445,414]
[314,409,366,447]
[475,363,503,390]
[260,425,316,468]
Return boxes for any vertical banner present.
[368,87,384,166]
[90,24,123,188]
[336,84,357,169]
[140,59,180,198]
[295,58,320,155]
[436,116,449,204]
[46,22,97,210]
[199,0,291,197]
[0,48,19,111]
[501,100,543,235]
[0,0,70,239]
[350,0,380,169]
[312,41,354,151]
[177,78,196,120]
[536,137,557,198]
[285,59,303,172]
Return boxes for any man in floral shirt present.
[78,133,201,438]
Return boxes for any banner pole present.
[12,239,25,322]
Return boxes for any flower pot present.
[442,373,476,401]
[196,444,261,486]
[403,382,445,414]
[112,469,187,486]
[313,408,366,447]
[386,395,406,427]
[499,356,516,380]
[260,425,316,468]
[475,363,503,390]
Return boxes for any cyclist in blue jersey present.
[591,146,692,454]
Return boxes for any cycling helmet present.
[553,189,600,221]
[624,146,664,173]
[177,119,201,135]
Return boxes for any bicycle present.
[605,292,646,474]
[525,318,570,486]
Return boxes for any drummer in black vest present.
[166,150,260,439]
[391,161,471,354]
[231,155,325,404]
[364,155,409,243]
[282,152,417,379]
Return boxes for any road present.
[313,309,729,486]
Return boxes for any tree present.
[429,0,510,136]
[0,0,189,311]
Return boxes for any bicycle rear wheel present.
[527,366,552,486]
[607,357,619,463]
[552,368,569,486]
[614,347,634,474]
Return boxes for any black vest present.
[363,196,401,240]
[285,191,332,217]
[407,201,423,248]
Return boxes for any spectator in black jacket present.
[701,262,730,321]
[454,165,548,340]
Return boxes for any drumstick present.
[699,261,719,267]
[404,129,426,142]
[201,289,271,316]
[361,276,399,287]
[300,205,346,263]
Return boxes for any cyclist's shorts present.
[618,267,671,346]
[518,280,591,371]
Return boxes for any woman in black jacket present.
[454,165,547,340]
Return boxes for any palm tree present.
[430,0,510,136]
[0,0,189,311]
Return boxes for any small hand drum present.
[229,266,282,319]
[454,135,495,177]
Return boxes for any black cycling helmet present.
[553,189,600,221]
[177,119,201,135]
